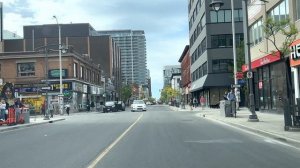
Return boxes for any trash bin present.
[220,100,232,117]
[23,108,30,123]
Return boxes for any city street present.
[1,105,300,168]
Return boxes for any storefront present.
[290,39,300,103]
[243,51,288,113]
[14,83,48,114]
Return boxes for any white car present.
[131,100,147,112]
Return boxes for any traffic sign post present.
[247,71,253,78]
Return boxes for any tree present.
[160,85,180,103]
[263,17,298,129]
[263,17,298,98]
[236,41,245,72]
[120,85,132,103]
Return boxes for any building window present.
[211,34,244,48]
[80,66,84,79]
[250,18,263,46]
[210,9,243,23]
[17,62,35,77]
[267,0,289,22]
[202,62,207,76]
[211,11,218,23]
[212,59,233,73]
[73,63,78,78]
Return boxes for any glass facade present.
[192,61,207,81]
[211,34,244,48]
[210,9,243,23]
[249,18,263,46]
[212,59,233,73]
[254,62,287,112]
[267,0,289,22]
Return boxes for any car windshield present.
[133,100,144,104]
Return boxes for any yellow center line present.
[86,113,143,168]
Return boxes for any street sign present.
[247,72,253,78]
[41,86,51,90]
[238,79,246,85]
[231,84,241,88]
[236,72,244,79]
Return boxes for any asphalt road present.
[1,105,300,168]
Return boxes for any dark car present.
[116,101,125,111]
[103,101,117,113]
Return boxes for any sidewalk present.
[0,115,65,132]
[169,105,300,148]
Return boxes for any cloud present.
[2,0,189,99]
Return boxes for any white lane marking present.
[86,113,143,168]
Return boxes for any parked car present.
[116,101,126,111]
[131,100,147,112]
[103,101,117,113]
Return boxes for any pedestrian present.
[49,104,54,118]
[5,100,9,121]
[193,97,198,107]
[91,101,95,112]
[86,99,90,112]
[227,89,236,117]
[227,89,236,101]
[41,101,46,116]
[0,100,6,121]
[223,91,228,100]
[200,96,206,110]
[65,104,70,116]
[189,98,193,110]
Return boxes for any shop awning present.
[190,73,233,92]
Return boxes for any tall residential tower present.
[97,30,147,85]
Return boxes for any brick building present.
[0,23,121,113]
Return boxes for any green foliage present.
[160,85,180,103]
[263,17,298,58]
[236,41,245,72]
[120,85,132,102]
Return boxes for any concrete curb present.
[198,114,300,149]
[0,118,66,132]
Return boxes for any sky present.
[2,0,189,99]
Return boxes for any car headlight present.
[112,105,115,108]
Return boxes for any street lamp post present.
[53,15,64,115]
[210,0,259,121]
[44,47,50,120]
[242,0,259,121]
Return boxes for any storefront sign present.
[50,82,72,91]
[48,69,68,79]
[290,39,300,67]
[14,83,49,93]
[242,51,280,72]
[258,81,263,89]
